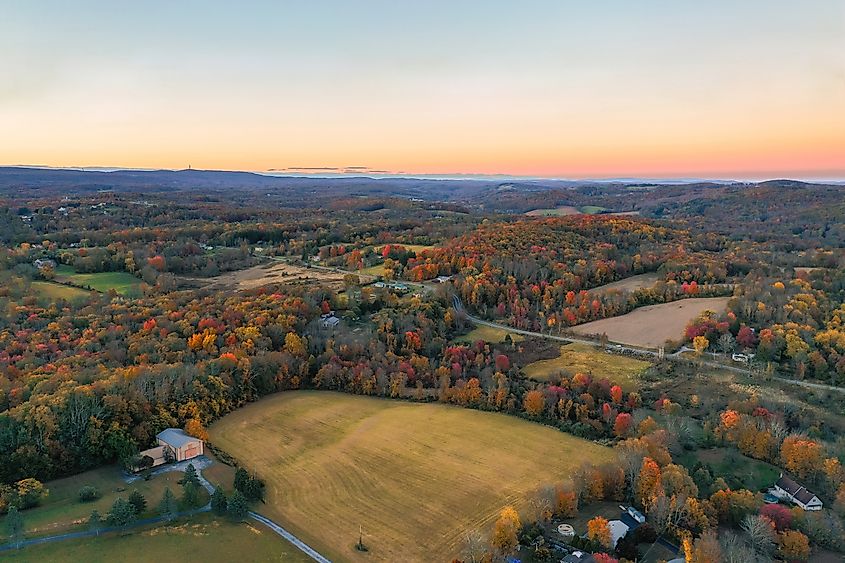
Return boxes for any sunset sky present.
[2,1,844,179]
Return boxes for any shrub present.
[78,485,101,503]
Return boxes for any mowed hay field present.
[30,281,91,301]
[210,391,613,562]
[572,297,731,348]
[452,324,524,344]
[200,261,358,292]
[523,343,650,390]
[588,272,660,294]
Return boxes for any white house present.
[773,474,823,511]
[608,519,630,548]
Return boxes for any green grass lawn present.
[678,447,781,492]
[1,465,207,540]
[359,263,386,276]
[578,205,608,214]
[451,324,524,344]
[30,281,91,301]
[3,513,311,563]
[54,265,141,297]
[523,343,650,390]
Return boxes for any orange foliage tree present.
[587,516,611,549]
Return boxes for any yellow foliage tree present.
[778,530,810,561]
[491,506,521,555]
[693,335,709,355]
[587,516,611,549]
[184,418,209,441]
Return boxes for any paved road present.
[250,512,331,563]
[454,296,845,395]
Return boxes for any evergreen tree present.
[233,468,249,493]
[211,486,228,516]
[183,463,200,487]
[182,480,200,509]
[158,487,178,521]
[128,490,147,515]
[88,510,102,536]
[5,506,24,548]
[107,498,136,529]
[228,490,249,521]
[243,475,265,501]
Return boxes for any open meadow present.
[452,324,524,344]
[3,513,310,563]
[210,391,613,562]
[30,281,91,301]
[588,272,661,294]
[54,265,142,297]
[523,343,650,390]
[197,261,359,292]
[572,297,731,348]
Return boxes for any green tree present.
[233,468,249,493]
[5,506,24,548]
[127,490,147,515]
[183,463,200,487]
[107,498,136,529]
[228,490,249,521]
[182,480,200,509]
[158,488,178,521]
[88,510,102,536]
[211,486,228,516]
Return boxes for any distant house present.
[433,275,452,283]
[33,258,56,270]
[773,474,823,511]
[562,551,594,563]
[156,428,204,462]
[321,315,340,329]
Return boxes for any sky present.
[2,1,844,179]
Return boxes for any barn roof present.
[157,428,199,448]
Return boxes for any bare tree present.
[461,529,487,563]
[741,514,776,555]
[719,530,766,563]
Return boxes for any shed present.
[156,428,204,462]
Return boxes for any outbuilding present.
[156,428,204,462]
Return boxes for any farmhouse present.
[156,428,204,462]
[773,474,823,511]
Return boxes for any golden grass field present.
[452,324,524,344]
[523,343,650,390]
[200,261,359,291]
[572,297,731,348]
[210,391,613,562]
[588,272,660,294]
[31,281,91,300]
